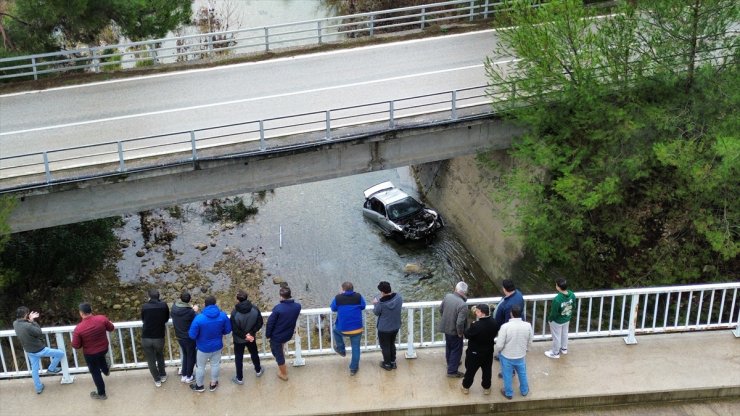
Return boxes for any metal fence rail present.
[1,282,737,380]
[0,0,507,81]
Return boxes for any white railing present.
[0,0,507,81]
[1,282,738,380]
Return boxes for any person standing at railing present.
[460,303,498,396]
[330,281,367,376]
[544,278,576,359]
[438,281,468,378]
[494,279,525,329]
[266,286,302,381]
[171,291,199,384]
[72,302,114,400]
[13,306,66,395]
[141,289,170,388]
[372,281,402,371]
[188,295,231,393]
[230,289,264,385]
[494,305,532,400]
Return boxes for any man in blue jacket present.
[494,279,525,328]
[266,287,302,381]
[331,281,366,375]
[188,295,231,393]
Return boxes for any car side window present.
[370,198,386,216]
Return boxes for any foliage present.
[203,197,258,223]
[484,0,739,288]
[0,0,192,53]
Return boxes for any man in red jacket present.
[72,303,114,400]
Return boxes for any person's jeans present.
[500,354,529,397]
[177,338,196,378]
[333,327,362,371]
[549,321,569,354]
[444,334,464,374]
[84,350,109,396]
[377,330,398,365]
[142,337,166,381]
[195,349,222,387]
[269,340,286,365]
[234,341,262,380]
[27,347,65,392]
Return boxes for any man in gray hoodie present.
[372,281,403,371]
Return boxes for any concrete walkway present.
[1,331,738,416]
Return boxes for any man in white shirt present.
[493,305,532,399]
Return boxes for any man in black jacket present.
[230,290,264,385]
[171,291,198,383]
[461,303,497,395]
[141,288,170,387]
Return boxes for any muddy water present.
[114,167,493,309]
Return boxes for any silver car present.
[362,181,444,242]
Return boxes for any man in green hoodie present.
[544,278,576,359]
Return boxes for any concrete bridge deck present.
[1,331,738,416]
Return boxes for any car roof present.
[364,181,411,205]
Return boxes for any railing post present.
[292,334,306,366]
[149,43,159,66]
[421,8,426,30]
[733,314,740,338]
[484,0,490,19]
[451,90,458,120]
[91,49,100,73]
[264,27,270,52]
[623,294,639,345]
[405,308,417,359]
[325,110,331,140]
[31,57,38,81]
[190,130,198,163]
[317,21,323,45]
[389,101,395,128]
[259,120,266,151]
[54,333,74,384]
[117,141,126,172]
[42,152,52,184]
[470,0,476,21]
[369,15,375,37]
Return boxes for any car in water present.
[362,181,444,242]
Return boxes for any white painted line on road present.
[0,29,502,98]
[1,62,510,136]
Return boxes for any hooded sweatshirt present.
[548,290,576,324]
[230,299,263,344]
[171,300,196,341]
[373,292,403,333]
[188,304,231,353]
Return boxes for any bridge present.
[1,283,738,415]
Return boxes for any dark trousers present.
[444,334,464,375]
[177,338,196,378]
[462,349,493,389]
[378,330,398,364]
[142,337,166,381]
[84,350,109,395]
[234,341,262,380]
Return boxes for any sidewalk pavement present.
[1,331,738,416]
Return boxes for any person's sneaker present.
[379,361,393,371]
[350,369,358,376]
[180,376,187,383]
[90,391,107,400]
[47,367,62,374]
[544,350,560,359]
[190,384,205,393]
[209,381,219,392]
[333,347,346,357]
[36,384,45,395]
[390,361,397,369]
[159,375,167,383]
[460,386,469,394]
[483,388,491,395]
[500,389,512,400]
[447,371,464,378]
[154,379,162,388]
[255,368,264,377]
[560,348,568,355]
[183,376,194,384]
[231,376,243,385]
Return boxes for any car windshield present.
[387,197,423,221]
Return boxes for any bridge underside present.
[8,117,522,232]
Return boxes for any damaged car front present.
[362,181,444,242]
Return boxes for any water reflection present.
[115,167,492,308]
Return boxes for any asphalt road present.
[0,29,510,160]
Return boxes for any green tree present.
[484,0,738,288]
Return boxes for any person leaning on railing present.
[12,306,66,395]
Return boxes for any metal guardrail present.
[1,282,738,379]
[0,84,494,193]
[0,0,505,81]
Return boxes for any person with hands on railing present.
[13,306,66,395]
